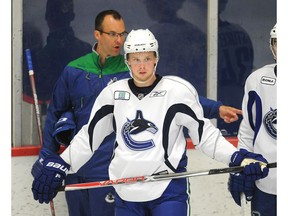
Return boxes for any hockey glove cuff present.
[31,148,54,178]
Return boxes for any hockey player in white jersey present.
[228,24,277,216]
[32,28,270,215]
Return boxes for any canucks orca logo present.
[263,108,277,139]
[122,110,158,151]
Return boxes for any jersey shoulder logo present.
[121,110,158,151]
[261,76,276,85]
[263,107,277,139]
[114,91,130,100]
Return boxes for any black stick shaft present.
[208,162,276,175]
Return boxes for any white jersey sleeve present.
[165,76,237,163]
[60,84,116,173]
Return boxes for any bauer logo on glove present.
[52,110,76,146]
[46,161,69,174]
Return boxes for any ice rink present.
[12,149,250,216]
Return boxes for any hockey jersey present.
[61,75,237,201]
[237,63,277,195]
[42,43,224,181]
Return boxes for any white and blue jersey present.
[237,63,277,195]
[61,75,237,202]
[41,43,226,216]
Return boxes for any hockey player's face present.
[127,52,158,87]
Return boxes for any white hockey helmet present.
[124,29,159,60]
[270,23,277,61]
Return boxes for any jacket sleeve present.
[199,96,223,119]
[41,67,73,154]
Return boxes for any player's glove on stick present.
[32,154,70,204]
[230,148,269,180]
[228,148,269,205]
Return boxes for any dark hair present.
[95,10,123,30]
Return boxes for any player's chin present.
[110,52,120,57]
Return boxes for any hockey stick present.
[25,49,56,216]
[59,162,276,192]
[25,49,43,146]
[241,193,249,216]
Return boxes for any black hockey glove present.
[32,154,70,204]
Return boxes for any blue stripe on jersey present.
[163,103,204,172]
[247,91,262,145]
[88,105,114,151]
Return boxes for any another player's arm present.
[199,96,242,123]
